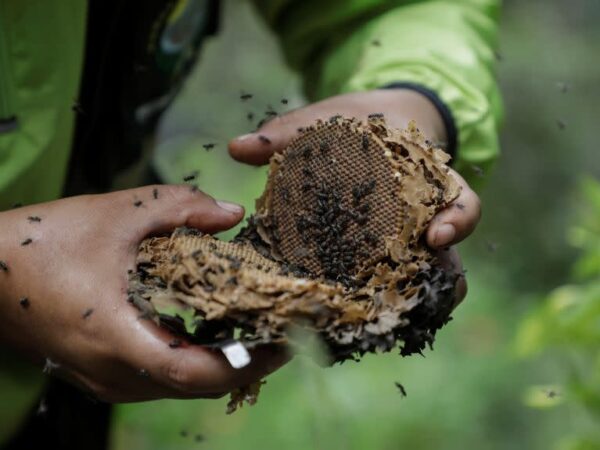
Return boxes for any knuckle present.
[164,359,196,393]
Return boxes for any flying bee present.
[134,200,143,207]
[71,99,84,115]
[28,216,42,223]
[240,93,253,101]
[43,358,60,374]
[556,119,566,130]
[183,171,199,182]
[556,81,571,93]
[202,143,216,151]
[281,98,289,105]
[470,165,484,177]
[394,382,407,397]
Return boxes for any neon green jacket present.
[0,0,502,443]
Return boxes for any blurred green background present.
[111,1,600,449]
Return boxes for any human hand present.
[0,186,289,402]
[229,89,479,302]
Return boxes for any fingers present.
[229,112,309,166]
[427,170,481,249]
[106,185,245,240]
[112,313,290,399]
[228,89,446,166]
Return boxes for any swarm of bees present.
[128,116,461,412]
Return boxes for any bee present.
[19,297,30,309]
[371,39,381,47]
[36,399,48,416]
[134,200,143,207]
[189,184,199,193]
[28,216,42,223]
[329,114,342,123]
[82,308,94,319]
[169,339,182,349]
[138,368,150,377]
[368,112,384,119]
[545,389,561,399]
[281,98,289,105]
[71,100,84,115]
[195,434,205,442]
[43,358,60,374]
[470,165,484,177]
[247,112,254,121]
[301,145,312,159]
[455,202,465,210]
[180,430,189,438]
[153,188,159,199]
[12,203,23,209]
[280,187,290,203]
[394,382,407,397]
[556,119,566,130]
[265,107,278,117]
[256,118,269,129]
[486,240,499,253]
[183,171,199,182]
[0,260,8,272]
[21,238,33,246]
[240,93,253,101]
[258,135,271,144]
[202,143,216,151]
[556,81,571,93]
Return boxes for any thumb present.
[107,184,245,240]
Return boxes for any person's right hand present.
[0,185,289,402]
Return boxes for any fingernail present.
[216,200,243,214]
[434,223,456,247]
[234,133,255,142]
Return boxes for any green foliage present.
[516,178,600,448]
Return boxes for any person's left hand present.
[228,89,479,304]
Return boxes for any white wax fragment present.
[221,341,251,369]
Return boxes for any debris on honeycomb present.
[128,117,461,411]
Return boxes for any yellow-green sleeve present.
[252,0,503,188]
